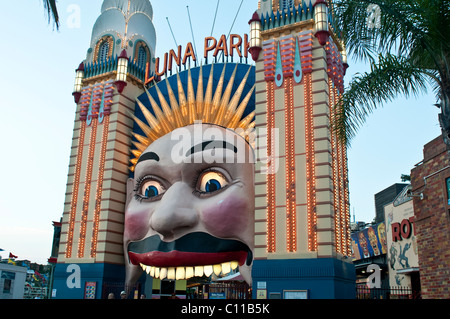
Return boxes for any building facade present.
[0,263,27,299]
[53,0,156,299]
[374,183,408,224]
[251,0,355,298]
[52,0,355,299]
[384,187,420,296]
[410,136,450,299]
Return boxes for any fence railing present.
[207,282,251,299]
[84,56,147,83]
[356,284,421,299]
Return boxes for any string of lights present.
[285,77,297,252]
[90,116,110,258]
[78,118,98,258]
[304,72,317,252]
[267,80,276,253]
[66,121,86,259]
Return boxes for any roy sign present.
[391,217,416,242]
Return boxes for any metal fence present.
[207,282,251,299]
[356,284,421,299]
[83,56,147,82]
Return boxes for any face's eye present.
[198,171,229,194]
[139,180,166,199]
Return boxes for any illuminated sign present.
[446,177,450,205]
[145,34,249,85]
[84,282,96,299]
[351,222,387,260]
[391,217,416,242]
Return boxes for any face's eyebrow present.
[185,140,238,157]
[137,152,160,165]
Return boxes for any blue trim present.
[252,258,356,299]
[261,2,315,31]
[52,263,127,299]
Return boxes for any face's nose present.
[150,181,199,240]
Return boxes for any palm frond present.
[333,0,448,69]
[332,0,450,145]
[42,0,60,30]
[333,54,431,145]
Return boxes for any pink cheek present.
[202,196,249,238]
[125,207,151,240]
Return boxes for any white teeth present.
[159,267,167,280]
[221,262,231,274]
[213,264,222,276]
[167,267,176,280]
[186,267,194,279]
[140,264,152,275]
[195,266,204,277]
[204,265,213,277]
[176,267,185,280]
[139,261,239,280]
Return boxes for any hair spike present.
[130,64,255,171]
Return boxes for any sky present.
[0,0,441,264]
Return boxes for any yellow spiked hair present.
[130,63,256,172]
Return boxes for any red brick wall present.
[410,136,450,299]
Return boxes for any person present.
[107,292,115,299]
[120,291,127,299]
[169,292,179,299]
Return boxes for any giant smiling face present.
[124,124,255,286]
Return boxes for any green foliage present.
[401,174,411,182]
[42,0,59,30]
[332,0,450,145]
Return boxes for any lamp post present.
[248,11,262,62]
[314,0,330,46]
[115,49,129,93]
[72,62,84,104]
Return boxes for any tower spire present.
[251,0,354,299]
[53,1,158,299]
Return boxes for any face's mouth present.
[127,232,253,280]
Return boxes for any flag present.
[9,253,18,259]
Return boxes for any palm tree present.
[42,0,60,30]
[332,0,450,147]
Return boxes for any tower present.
[53,0,156,299]
[251,0,355,298]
